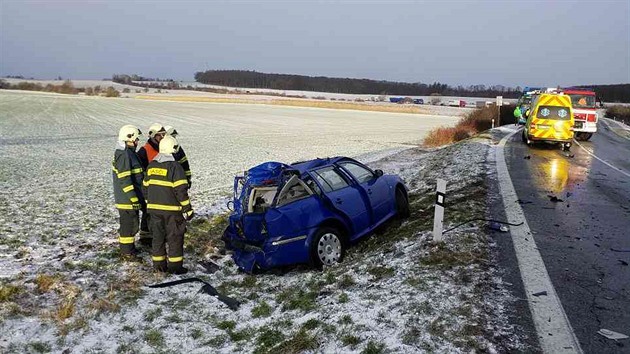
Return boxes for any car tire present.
[521,130,527,143]
[311,227,345,269]
[395,188,410,219]
[577,132,592,141]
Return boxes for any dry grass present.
[0,284,24,303]
[35,273,64,293]
[423,106,494,147]
[88,289,121,315]
[605,105,630,124]
[135,95,429,114]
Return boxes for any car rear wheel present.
[576,132,592,141]
[311,227,345,268]
[522,130,532,145]
[395,188,410,219]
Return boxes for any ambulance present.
[522,93,574,151]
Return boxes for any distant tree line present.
[0,79,78,94]
[575,84,630,103]
[112,74,181,90]
[194,70,523,98]
[0,79,121,97]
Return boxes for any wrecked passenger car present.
[222,157,410,273]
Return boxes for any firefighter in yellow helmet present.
[164,125,192,188]
[142,135,194,274]
[112,125,145,257]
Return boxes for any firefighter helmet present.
[164,125,178,137]
[159,135,180,154]
[148,123,166,138]
[118,125,142,142]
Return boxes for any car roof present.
[290,156,357,174]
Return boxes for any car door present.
[311,166,370,238]
[338,161,392,224]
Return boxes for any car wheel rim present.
[318,233,341,265]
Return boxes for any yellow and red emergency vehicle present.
[522,93,574,151]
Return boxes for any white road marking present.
[496,130,583,354]
[573,139,630,178]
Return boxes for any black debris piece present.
[548,195,564,202]
[532,291,548,297]
[524,155,531,159]
[199,260,221,274]
[148,277,241,311]
[618,260,629,266]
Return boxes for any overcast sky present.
[1,0,628,87]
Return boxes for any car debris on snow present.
[597,329,629,341]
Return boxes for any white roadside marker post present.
[432,178,446,242]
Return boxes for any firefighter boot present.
[167,262,188,275]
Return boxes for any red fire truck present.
[562,88,598,141]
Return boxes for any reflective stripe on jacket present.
[112,141,145,209]
[143,154,192,215]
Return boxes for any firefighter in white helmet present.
[142,135,194,274]
[112,125,145,257]
[137,123,166,242]
[164,125,192,188]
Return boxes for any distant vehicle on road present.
[223,157,410,273]
[448,100,466,107]
[522,93,574,151]
[413,98,424,104]
[561,88,598,141]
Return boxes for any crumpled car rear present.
[222,161,315,272]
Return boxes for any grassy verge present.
[605,105,630,125]
[422,106,502,147]
[135,95,431,114]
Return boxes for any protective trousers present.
[140,205,151,237]
[118,210,139,254]
[149,213,186,272]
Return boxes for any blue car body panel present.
[223,157,407,272]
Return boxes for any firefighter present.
[164,125,192,188]
[137,123,166,242]
[143,135,194,274]
[112,125,145,257]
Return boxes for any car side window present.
[303,176,322,195]
[313,167,349,193]
[339,162,374,184]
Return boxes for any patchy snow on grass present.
[0,91,526,353]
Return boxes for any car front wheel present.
[311,227,345,268]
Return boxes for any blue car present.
[222,157,410,273]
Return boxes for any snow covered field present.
[0,91,526,353]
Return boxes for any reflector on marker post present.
[433,178,446,242]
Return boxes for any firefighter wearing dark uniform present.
[164,125,192,187]
[142,135,194,274]
[112,125,145,256]
[137,123,166,242]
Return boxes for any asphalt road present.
[504,119,630,353]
